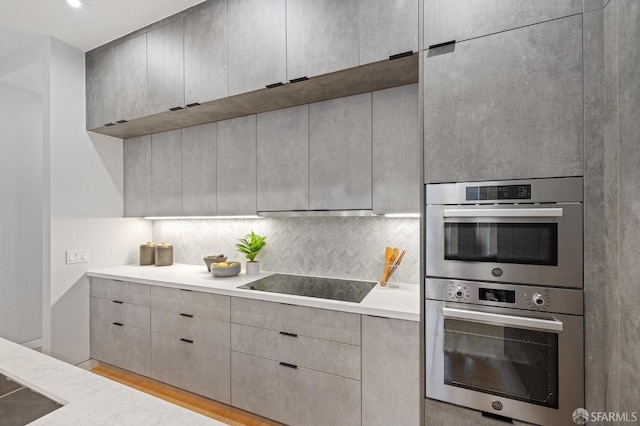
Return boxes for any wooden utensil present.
[387,249,406,282]
[381,246,394,286]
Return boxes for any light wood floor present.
[91,364,282,426]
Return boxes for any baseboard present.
[75,359,99,370]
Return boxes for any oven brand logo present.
[573,407,639,424]
[573,408,589,425]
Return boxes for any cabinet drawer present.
[91,297,150,330]
[231,351,360,426]
[150,286,230,321]
[91,318,150,377]
[151,309,230,349]
[231,323,360,380]
[231,297,360,346]
[91,278,150,306]
[151,332,230,403]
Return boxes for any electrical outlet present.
[66,249,89,264]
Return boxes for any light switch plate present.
[66,249,89,264]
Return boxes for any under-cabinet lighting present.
[143,216,263,220]
[67,0,82,8]
[383,213,421,218]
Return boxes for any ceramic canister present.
[155,243,173,267]
[139,242,156,265]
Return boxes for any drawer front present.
[150,286,230,321]
[231,351,361,426]
[151,332,230,403]
[231,297,361,346]
[91,318,150,376]
[151,308,230,349]
[231,323,360,380]
[91,277,150,306]
[91,297,150,330]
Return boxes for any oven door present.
[425,300,584,426]
[426,203,583,288]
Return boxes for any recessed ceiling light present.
[67,0,82,8]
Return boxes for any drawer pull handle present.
[112,322,123,327]
[112,300,124,304]
[279,331,298,338]
[180,313,194,318]
[180,338,194,344]
[180,289,193,292]
[279,362,298,369]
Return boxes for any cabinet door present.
[362,316,420,426]
[182,123,217,216]
[228,0,286,95]
[373,84,421,214]
[151,129,183,216]
[287,0,359,80]
[309,93,372,210]
[86,47,115,130]
[424,15,583,183]
[216,115,257,215]
[256,105,309,212]
[424,0,582,47]
[115,34,147,121]
[147,19,184,115]
[184,1,228,105]
[359,0,418,64]
[124,135,152,217]
[91,318,150,377]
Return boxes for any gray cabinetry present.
[256,105,309,212]
[115,34,147,121]
[147,19,184,115]
[228,0,286,95]
[86,47,115,130]
[216,115,257,215]
[424,15,583,183]
[124,136,152,217]
[286,0,359,80]
[362,315,420,426]
[151,129,183,216]
[424,0,582,47]
[373,84,420,214]
[359,0,419,64]
[182,123,217,216]
[150,286,230,321]
[309,93,372,210]
[184,0,228,105]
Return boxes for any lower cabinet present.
[90,318,150,377]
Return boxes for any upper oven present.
[426,177,583,288]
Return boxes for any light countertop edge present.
[87,264,420,322]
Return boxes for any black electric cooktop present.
[238,274,377,303]
[0,373,63,426]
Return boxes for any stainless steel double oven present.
[425,177,584,426]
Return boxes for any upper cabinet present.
[359,0,419,64]
[286,0,359,80]
[228,0,286,95]
[86,47,115,129]
[147,20,185,115]
[184,1,228,105]
[182,123,217,216]
[115,34,147,122]
[151,129,183,216]
[424,0,582,47]
[124,136,152,218]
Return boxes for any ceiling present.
[0,0,207,63]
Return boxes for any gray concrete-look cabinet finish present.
[184,0,228,105]
[90,318,150,377]
[147,19,185,115]
[309,93,372,210]
[362,316,420,426]
[228,0,286,95]
[231,351,361,426]
[150,286,230,321]
[287,0,359,80]
[424,398,534,426]
[115,34,147,121]
[424,0,582,47]
[151,332,231,403]
[90,278,150,306]
[182,123,217,216]
[256,105,309,211]
[91,297,150,330]
[424,15,583,183]
[216,115,257,215]
[151,308,230,348]
[359,0,418,64]
[86,47,115,130]
[151,129,183,216]
[373,84,420,214]
[123,136,152,217]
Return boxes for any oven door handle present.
[442,208,563,218]
[442,307,563,332]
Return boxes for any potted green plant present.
[236,231,266,275]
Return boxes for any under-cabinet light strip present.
[143,216,263,220]
[383,213,421,218]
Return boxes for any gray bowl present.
[211,262,241,278]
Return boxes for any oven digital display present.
[479,288,516,303]
[465,184,531,201]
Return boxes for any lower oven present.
[425,278,584,426]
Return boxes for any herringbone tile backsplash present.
[153,217,420,284]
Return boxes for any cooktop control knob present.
[532,293,545,306]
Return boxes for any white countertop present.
[88,264,420,322]
[0,338,223,425]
